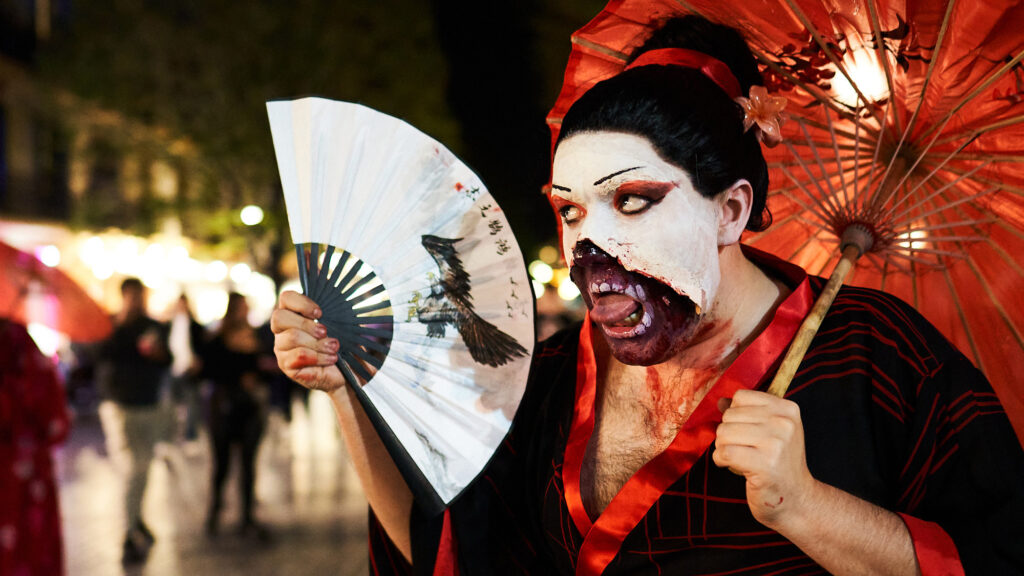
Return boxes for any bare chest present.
[579,366,716,519]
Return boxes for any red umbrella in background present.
[547,0,1024,443]
[0,239,112,342]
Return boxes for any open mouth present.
[580,271,701,341]
[588,281,652,337]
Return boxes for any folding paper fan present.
[267,97,535,513]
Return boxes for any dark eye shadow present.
[613,181,675,205]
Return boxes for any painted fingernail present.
[325,339,339,352]
[314,324,328,338]
[312,307,322,319]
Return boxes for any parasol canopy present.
[0,239,112,342]
[547,0,1024,442]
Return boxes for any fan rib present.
[353,300,395,316]
[295,245,310,296]
[347,343,386,372]
[331,254,364,295]
[347,283,389,307]
[325,248,353,289]
[339,271,379,301]
[342,351,374,382]
[307,243,322,301]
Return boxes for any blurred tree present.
[35,0,606,287]
[36,0,459,289]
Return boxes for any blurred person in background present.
[95,277,171,565]
[167,294,207,447]
[202,292,271,541]
[0,319,71,576]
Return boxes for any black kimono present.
[371,249,1024,575]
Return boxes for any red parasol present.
[548,0,1024,442]
[0,240,113,342]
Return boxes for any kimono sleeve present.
[898,352,1024,575]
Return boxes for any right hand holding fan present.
[270,290,346,392]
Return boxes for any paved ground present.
[56,393,371,576]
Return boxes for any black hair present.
[121,277,144,293]
[556,15,771,232]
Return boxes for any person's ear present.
[718,179,753,246]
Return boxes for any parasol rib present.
[862,99,894,214]
[883,156,994,223]
[783,129,845,219]
[922,179,1024,358]
[880,0,958,145]
[899,219,996,234]
[934,114,1024,148]
[780,0,886,127]
[873,111,958,212]
[778,166,841,226]
[865,0,905,135]
[923,173,1024,278]
[918,48,1024,143]
[853,101,864,207]
[824,106,852,211]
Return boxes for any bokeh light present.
[557,280,580,301]
[538,245,560,264]
[38,245,61,267]
[528,260,554,284]
[240,205,265,226]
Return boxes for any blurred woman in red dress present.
[0,319,71,576]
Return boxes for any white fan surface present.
[267,97,534,504]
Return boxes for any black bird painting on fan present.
[417,234,528,368]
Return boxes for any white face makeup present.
[551,131,722,315]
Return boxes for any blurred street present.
[56,394,370,576]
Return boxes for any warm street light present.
[240,205,264,226]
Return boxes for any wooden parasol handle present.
[766,243,864,397]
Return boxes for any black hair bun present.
[629,15,763,97]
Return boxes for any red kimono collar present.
[563,246,814,575]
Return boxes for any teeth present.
[636,285,646,299]
[590,282,599,293]
[600,282,610,293]
[642,310,652,327]
[612,282,623,292]
[624,285,637,299]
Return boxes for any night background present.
[1,0,608,288]
[0,2,606,573]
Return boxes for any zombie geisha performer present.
[271,14,1024,576]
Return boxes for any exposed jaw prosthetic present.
[551,132,725,365]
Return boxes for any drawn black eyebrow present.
[551,184,572,192]
[594,166,642,186]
